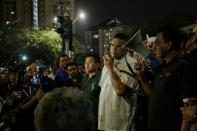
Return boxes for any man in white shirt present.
[98,33,139,131]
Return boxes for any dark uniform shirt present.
[148,56,197,131]
[81,70,101,130]
[81,70,101,113]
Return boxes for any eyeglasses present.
[184,102,197,108]
[183,99,197,108]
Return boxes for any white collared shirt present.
[98,53,138,130]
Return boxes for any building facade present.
[85,18,127,58]
[0,0,75,28]
[85,28,99,55]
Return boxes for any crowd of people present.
[0,22,197,131]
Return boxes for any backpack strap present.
[125,55,135,75]
[118,69,135,78]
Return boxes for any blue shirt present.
[55,69,69,87]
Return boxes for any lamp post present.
[72,12,85,24]
[65,12,86,57]
[56,11,86,56]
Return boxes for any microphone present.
[122,30,151,58]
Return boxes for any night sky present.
[75,0,197,37]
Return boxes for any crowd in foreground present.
[0,22,197,131]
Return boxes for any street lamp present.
[64,11,86,57]
[21,55,28,61]
[53,16,58,29]
[10,11,15,15]
[20,54,28,66]
[55,11,86,56]
[72,12,86,24]
[54,17,58,23]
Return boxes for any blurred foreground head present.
[34,87,94,131]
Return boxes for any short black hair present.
[158,25,188,51]
[113,33,129,41]
[84,53,100,64]
[56,53,68,67]
[59,53,68,60]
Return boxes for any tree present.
[0,27,62,67]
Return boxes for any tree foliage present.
[0,27,62,67]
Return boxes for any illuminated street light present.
[21,55,27,61]
[6,21,10,25]
[72,11,86,24]
[54,16,58,23]
[20,54,28,65]
[79,12,85,19]
[10,11,15,15]
[56,11,86,56]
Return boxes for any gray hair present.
[34,87,94,131]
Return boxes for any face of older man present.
[110,38,127,60]
[154,32,171,59]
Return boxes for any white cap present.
[149,37,156,43]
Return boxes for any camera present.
[30,75,40,85]
[36,66,46,75]
[29,66,46,85]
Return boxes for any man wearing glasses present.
[179,22,197,131]
[98,33,139,131]
[146,26,197,131]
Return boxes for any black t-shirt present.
[148,57,197,131]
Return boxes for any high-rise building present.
[85,18,126,58]
[0,0,75,28]
[0,0,18,26]
[53,0,75,20]
[85,27,99,55]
